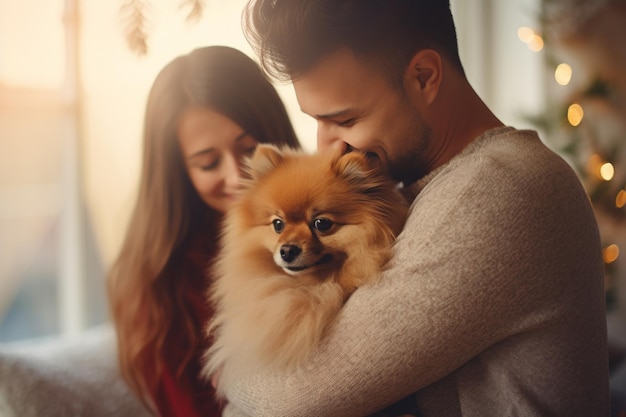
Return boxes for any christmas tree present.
[525,0,626,310]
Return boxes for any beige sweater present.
[223,127,610,417]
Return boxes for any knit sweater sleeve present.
[223,129,606,417]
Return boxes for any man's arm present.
[222,140,605,416]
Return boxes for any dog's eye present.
[313,217,333,232]
[272,218,284,233]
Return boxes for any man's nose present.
[316,124,348,154]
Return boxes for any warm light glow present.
[517,27,536,43]
[527,35,544,52]
[567,103,584,126]
[600,163,615,181]
[604,244,620,264]
[587,154,603,179]
[617,190,626,209]
[555,63,573,86]
[517,27,544,52]
[0,1,66,89]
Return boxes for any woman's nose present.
[223,153,242,189]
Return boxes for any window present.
[0,0,106,341]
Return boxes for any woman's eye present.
[237,135,258,162]
[313,218,333,232]
[272,218,284,233]
[193,155,219,171]
[240,134,258,152]
[200,160,219,171]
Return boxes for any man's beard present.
[388,120,433,187]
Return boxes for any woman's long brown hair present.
[106,46,300,410]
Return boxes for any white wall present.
[452,0,544,129]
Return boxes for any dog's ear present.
[332,151,383,184]
[246,143,285,180]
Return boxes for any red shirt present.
[152,228,223,417]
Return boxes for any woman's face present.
[177,106,257,213]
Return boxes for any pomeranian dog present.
[202,144,409,397]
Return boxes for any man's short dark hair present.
[243,0,464,88]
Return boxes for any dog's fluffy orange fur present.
[202,144,409,397]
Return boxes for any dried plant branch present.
[119,0,205,56]
[120,0,149,56]
[180,0,204,24]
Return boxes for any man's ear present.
[404,49,442,107]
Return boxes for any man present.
[221,1,610,415]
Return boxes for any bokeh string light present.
[518,25,624,271]
[617,189,626,209]
[555,63,573,86]
[601,163,615,182]
[605,244,620,264]
[567,103,584,126]
[517,26,544,52]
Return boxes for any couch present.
[0,325,152,417]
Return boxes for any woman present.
[107,45,301,416]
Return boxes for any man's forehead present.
[292,49,374,116]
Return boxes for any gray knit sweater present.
[223,127,610,417]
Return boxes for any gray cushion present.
[0,325,152,417]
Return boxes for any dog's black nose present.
[280,244,301,263]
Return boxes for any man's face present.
[293,48,434,184]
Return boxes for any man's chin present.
[389,164,423,186]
